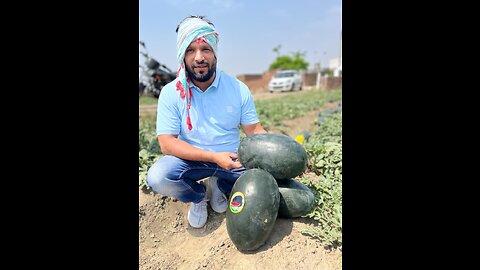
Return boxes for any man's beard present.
[186,59,217,82]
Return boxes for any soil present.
[139,88,342,270]
[139,189,341,270]
[266,103,338,138]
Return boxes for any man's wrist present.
[204,151,216,163]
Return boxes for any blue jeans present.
[146,155,246,203]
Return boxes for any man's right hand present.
[212,152,242,170]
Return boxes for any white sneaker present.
[208,176,228,213]
[187,198,208,228]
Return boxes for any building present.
[327,31,342,77]
[335,31,342,77]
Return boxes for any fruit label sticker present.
[229,192,245,213]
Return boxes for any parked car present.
[268,70,303,93]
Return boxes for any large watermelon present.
[277,178,316,218]
[238,133,308,180]
[226,169,280,251]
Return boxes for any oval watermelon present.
[238,133,308,180]
[226,169,280,251]
[277,178,316,218]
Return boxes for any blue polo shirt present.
[156,70,259,153]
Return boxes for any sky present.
[139,0,342,77]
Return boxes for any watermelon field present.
[139,88,342,269]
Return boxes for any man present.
[146,16,267,228]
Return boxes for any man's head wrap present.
[175,17,219,130]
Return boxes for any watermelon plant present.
[300,111,342,249]
[139,96,158,105]
[139,116,163,190]
[255,89,341,131]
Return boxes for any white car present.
[268,70,303,93]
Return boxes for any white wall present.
[329,58,340,69]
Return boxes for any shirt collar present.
[189,70,221,91]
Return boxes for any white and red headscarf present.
[176,17,219,130]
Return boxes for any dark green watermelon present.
[238,133,308,180]
[226,169,280,251]
[277,179,316,218]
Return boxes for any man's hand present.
[212,152,242,170]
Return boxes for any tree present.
[321,68,334,77]
[269,49,309,71]
[272,44,282,57]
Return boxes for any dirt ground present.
[253,88,339,138]
[139,88,342,270]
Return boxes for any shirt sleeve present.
[238,79,260,125]
[156,84,181,135]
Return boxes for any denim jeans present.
[146,155,246,203]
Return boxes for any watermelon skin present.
[226,169,280,251]
[277,179,316,218]
[238,133,308,180]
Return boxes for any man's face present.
[184,39,217,82]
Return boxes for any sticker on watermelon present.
[229,192,245,213]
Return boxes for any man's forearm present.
[158,134,244,170]
[241,122,267,136]
[253,125,268,134]
[158,135,215,163]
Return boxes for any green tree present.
[269,50,309,71]
[321,68,334,77]
[272,44,282,57]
